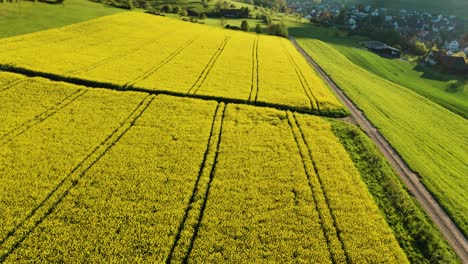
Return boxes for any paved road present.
[289,37,468,263]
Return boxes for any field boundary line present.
[188,36,231,95]
[248,34,260,102]
[0,65,346,118]
[286,111,349,264]
[165,103,225,263]
[280,39,320,113]
[0,95,155,262]
[0,89,87,146]
[289,37,468,263]
[128,32,205,86]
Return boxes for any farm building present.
[362,41,401,58]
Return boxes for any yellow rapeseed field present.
[0,12,345,116]
[0,74,406,262]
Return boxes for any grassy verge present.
[331,121,460,263]
[0,0,125,38]
[296,37,468,237]
[288,23,467,118]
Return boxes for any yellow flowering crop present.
[0,74,406,262]
[0,12,345,116]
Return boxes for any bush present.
[409,40,428,56]
[160,4,172,13]
[225,24,241,30]
[172,6,181,14]
[255,23,262,33]
[267,22,288,38]
[240,20,249,32]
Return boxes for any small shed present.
[363,41,401,58]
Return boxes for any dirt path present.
[289,37,468,263]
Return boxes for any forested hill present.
[296,0,468,19]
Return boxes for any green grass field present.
[295,37,468,238]
[289,24,468,118]
[0,0,124,38]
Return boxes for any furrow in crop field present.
[0,78,28,93]
[0,84,147,251]
[68,22,177,75]
[0,94,154,261]
[255,35,314,112]
[280,40,319,112]
[0,73,83,135]
[286,111,346,263]
[294,113,408,263]
[192,32,255,101]
[166,103,226,263]
[0,89,88,146]
[248,35,259,102]
[129,32,206,87]
[187,105,332,263]
[188,36,232,95]
[253,34,260,102]
[2,95,218,262]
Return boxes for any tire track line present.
[287,111,349,264]
[281,39,320,113]
[248,35,260,102]
[165,103,225,264]
[187,36,231,95]
[0,78,28,93]
[128,33,205,87]
[0,89,88,146]
[180,104,226,262]
[68,25,177,75]
[0,95,155,262]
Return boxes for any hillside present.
[335,0,468,19]
[0,0,125,38]
[289,23,468,117]
[295,36,468,240]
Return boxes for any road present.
[289,37,468,263]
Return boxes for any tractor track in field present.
[183,104,226,262]
[0,89,87,146]
[287,111,349,264]
[248,35,260,102]
[68,26,177,75]
[290,37,468,263]
[281,39,320,114]
[165,103,225,264]
[188,36,231,95]
[0,95,155,262]
[128,32,205,87]
[0,78,28,92]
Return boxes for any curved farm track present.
[289,37,468,263]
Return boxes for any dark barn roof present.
[362,41,401,58]
[438,55,468,74]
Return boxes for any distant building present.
[445,40,460,52]
[438,55,467,74]
[362,41,401,58]
[428,50,467,74]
